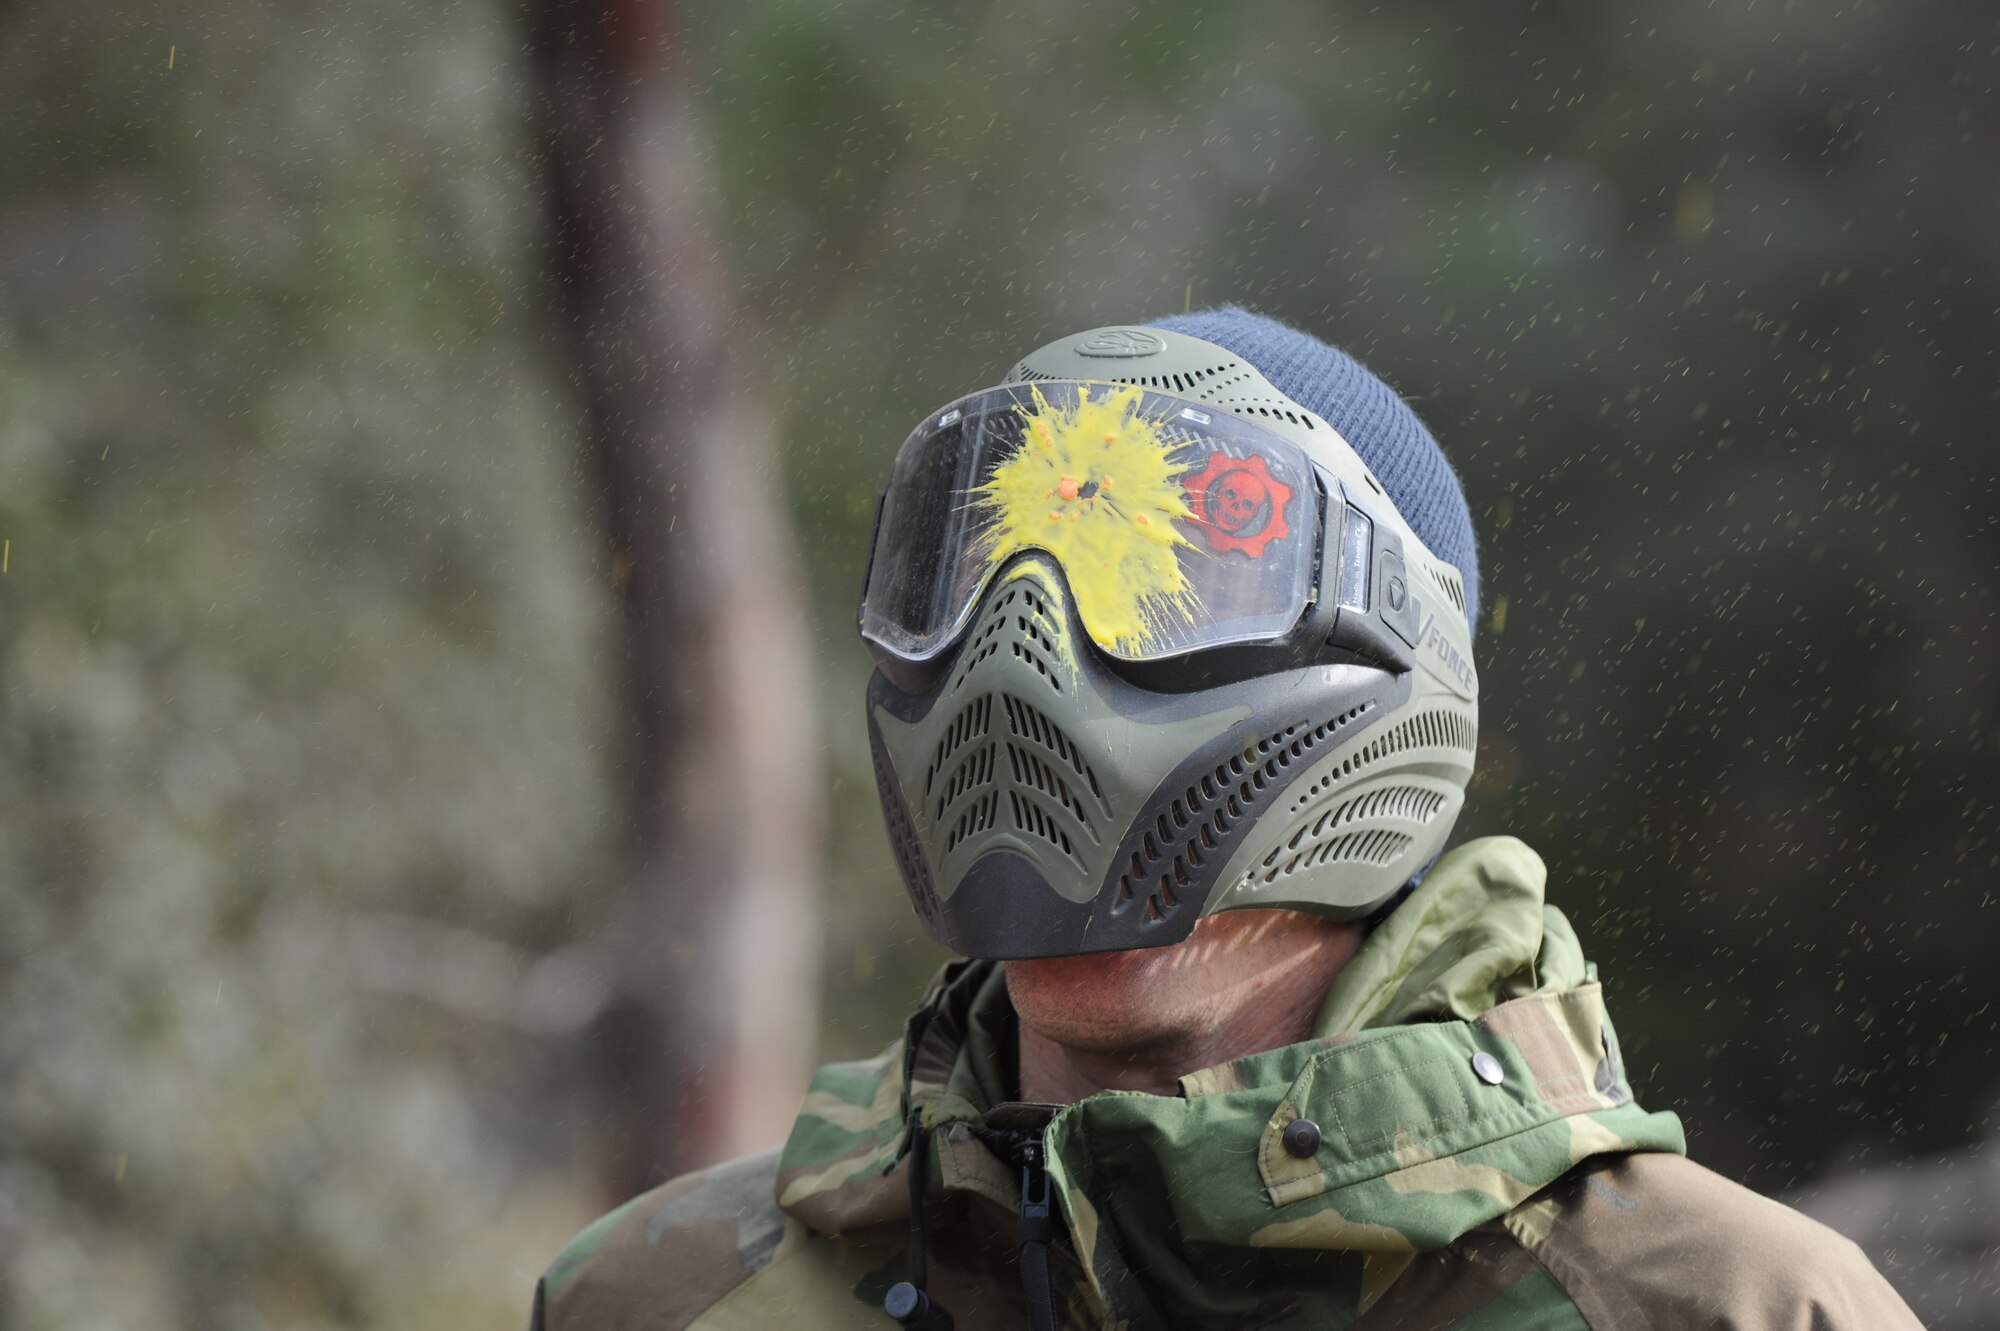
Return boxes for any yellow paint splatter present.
[977,384,1200,653]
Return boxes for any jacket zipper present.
[1016,1139,1059,1331]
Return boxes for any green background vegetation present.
[1,0,1994,1326]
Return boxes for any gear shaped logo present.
[1186,452,1292,556]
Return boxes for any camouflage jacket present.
[533,837,1920,1329]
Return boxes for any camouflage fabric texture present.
[533,837,1922,1329]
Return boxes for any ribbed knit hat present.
[1149,306,1479,628]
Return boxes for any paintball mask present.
[858,325,1478,959]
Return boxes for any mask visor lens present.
[860,382,1319,662]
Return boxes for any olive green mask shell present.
[865,326,1479,959]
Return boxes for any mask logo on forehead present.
[1073,328,1165,358]
[1187,452,1292,557]
[976,384,1202,653]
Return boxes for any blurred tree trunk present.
[527,0,822,1194]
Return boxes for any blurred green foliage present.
[1,0,1995,1326]
[0,1,616,1325]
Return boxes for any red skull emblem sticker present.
[1186,452,1293,556]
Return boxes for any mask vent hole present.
[1002,696,1106,806]
[926,689,1105,872]
[872,723,942,925]
[1258,785,1447,883]
[944,791,1000,854]
[1318,829,1413,869]
[924,695,994,803]
[1101,364,1236,397]
[1007,792,1075,858]
[1010,612,1064,692]
[952,583,1065,696]
[926,698,1000,849]
[1289,708,1477,811]
[1113,701,1375,925]
[1434,563,1467,617]
[1005,745,1092,827]
[934,742,997,823]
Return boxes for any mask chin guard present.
[867,557,1424,959]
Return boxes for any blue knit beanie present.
[1149,306,1480,627]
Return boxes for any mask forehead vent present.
[1433,559,1468,618]
[1010,357,1320,432]
[1112,701,1377,925]
[1008,349,1320,433]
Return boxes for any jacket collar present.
[775,837,1685,1323]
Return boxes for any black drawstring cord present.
[883,1121,954,1330]
[884,1120,1059,1330]
[908,1121,931,1289]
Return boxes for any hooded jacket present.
[532,838,1920,1329]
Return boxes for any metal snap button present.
[1471,1051,1506,1086]
[1281,1118,1323,1157]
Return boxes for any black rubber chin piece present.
[928,851,1200,960]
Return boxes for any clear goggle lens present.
[859,381,1322,663]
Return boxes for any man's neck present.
[1015,1011,1315,1102]
[1010,920,1363,1103]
